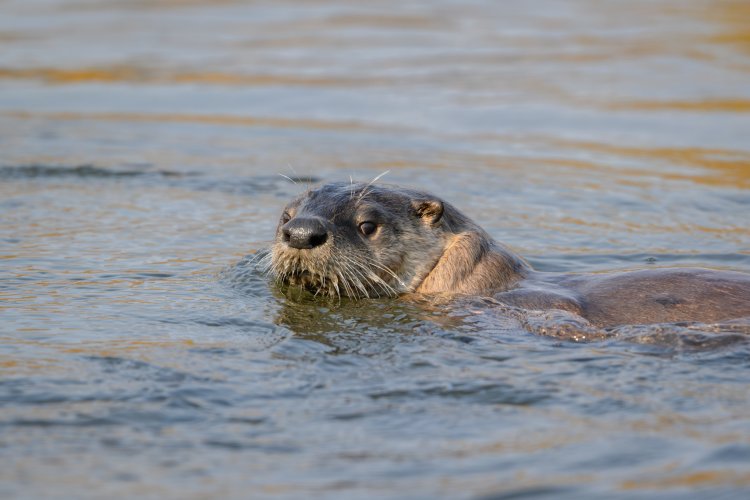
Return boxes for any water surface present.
[2,1,750,498]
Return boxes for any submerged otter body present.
[269,182,750,328]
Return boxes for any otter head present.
[270,182,454,298]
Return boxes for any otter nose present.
[282,217,329,249]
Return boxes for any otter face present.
[270,182,449,298]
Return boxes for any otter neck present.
[415,230,530,295]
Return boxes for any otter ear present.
[411,199,443,224]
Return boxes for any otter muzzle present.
[282,217,329,249]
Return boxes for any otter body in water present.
[269,182,750,328]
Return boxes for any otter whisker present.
[357,270,390,297]
[278,173,298,185]
[358,170,390,201]
[341,261,369,299]
[331,276,341,300]
[339,255,377,298]
[333,266,351,298]
[362,258,406,290]
[267,258,281,279]
[350,268,372,299]
[245,248,272,269]
[367,271,398,298]
[368,273,398,297]
[350,264,373,298]
[350,262,390,298]
[337,267,356,299]
[256,253,275,275]
[340,254,397,298]
[346,254,403,295]
[272,254,292,278]
[285,162,310,191]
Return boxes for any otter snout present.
[282,217,329,249]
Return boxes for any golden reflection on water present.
[0,66,387,88]
[0,337,213,378]
[710,1,750,54]
[548,139,750,188]
[5,106,749,188]
[621,470,750,490]
[2,110,394,133]
[608,99,750,113]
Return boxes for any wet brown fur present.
[269,182,750,328]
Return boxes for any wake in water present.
[225,253,750,349]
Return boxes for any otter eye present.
[359,221,377,236]
[281,211,292,224]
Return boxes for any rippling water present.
[2,1,750,498]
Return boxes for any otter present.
[268,182,750,328]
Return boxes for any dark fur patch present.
[654,295,683,307]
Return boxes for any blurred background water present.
[1,1,749,498]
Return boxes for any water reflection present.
[2,0,750,498]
